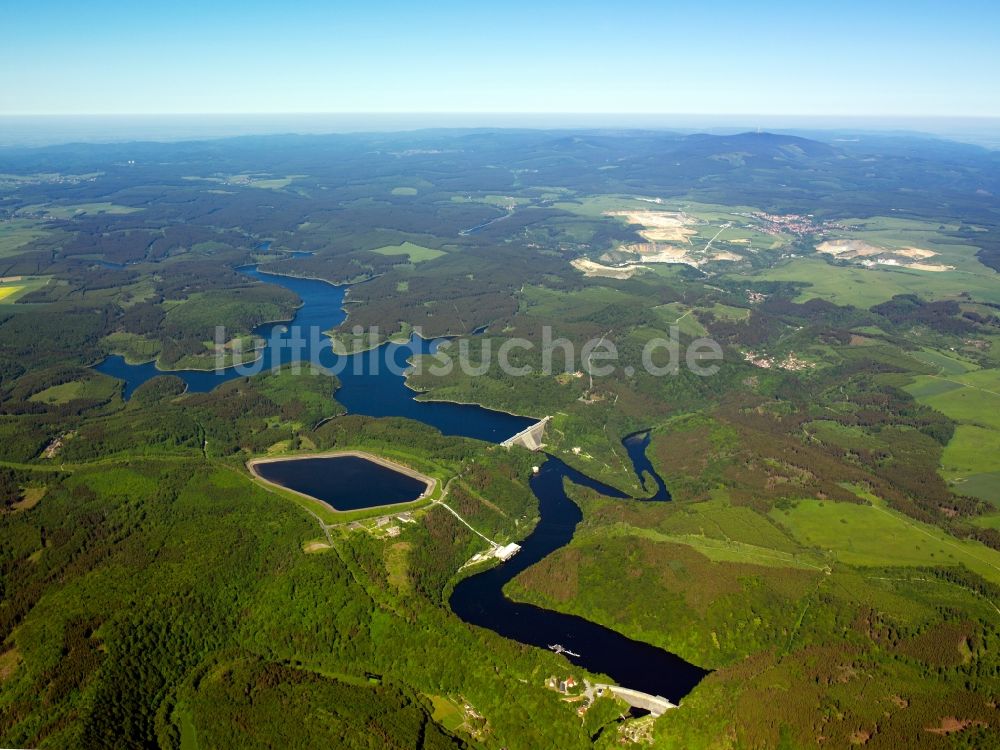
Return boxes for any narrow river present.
[450,454,708,703]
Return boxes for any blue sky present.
[3,0,999,116]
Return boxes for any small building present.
[493,543,521,562]
[557,677,577,694]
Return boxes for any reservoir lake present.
[95,266,535,443]
[93,263,708,703]
[250,453,431,511]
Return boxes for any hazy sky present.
[3,0,999,117]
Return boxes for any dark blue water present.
[450,456,707,703]
[252,455,427,511]
[623,430,671,501]
[94,267,535,442]
[94,263,706,700]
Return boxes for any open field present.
[906,368,1000,504]
[907,347,980,375]
[371,241,445,263]
[972,511,1000,530]
[651,303,709,336]
[0,286,22,302]
[391,186,418,196]
[0,276,49,303]
[28,381,85,404]
[21,202,141,219]
[771,497,1000,584]
[747,214,1000,303]
[0,219,50,258]
[27,374,120,405]
[248,177,295,189]
[744,257,1000,307]
[579,521,824,571]
[427,694,466,732]
[519,283,644,327]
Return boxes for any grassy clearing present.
[652,304,708,337]
[101,332,162,363]
[370,242,445,263]
[175,702,200,750]
[585,522,824,570]
[28,381,86,404]
[971,512,1000,531]
[771,497,1000,584]
[0,648,21,683]
[907,347,980,375]
[805,420,886,451]
[248,178,294,190]
[427,694,465,732]
[27,202,141,219]
[0,219,50,258]
[0,286,23,302]
[745,257,1000,307]
[520,283,635,320]
[10,487,46,512]
[960,474,1000,507]
[384,541,412,592]
[940,426,1000,480]
[703,302,751,321]
[0,276,48,303]
[572,489,821,569]
[906,368,1000,503]
[391,187,418,196]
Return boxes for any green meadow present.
[906,368,1000,504]
[28,202,142,219]
[771,497,1000,584]
[371,241,445,263]
[27,374,120,405]
[745,257,1000,307]
[0,276,49,303]
[0,219,50,258]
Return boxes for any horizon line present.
[2,112,1000,120]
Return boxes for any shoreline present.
[98,347,268,374]
[250,263,378,290]
[400,372,540,422]
[94,263,540,431]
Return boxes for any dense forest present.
[1,129,1000,747]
